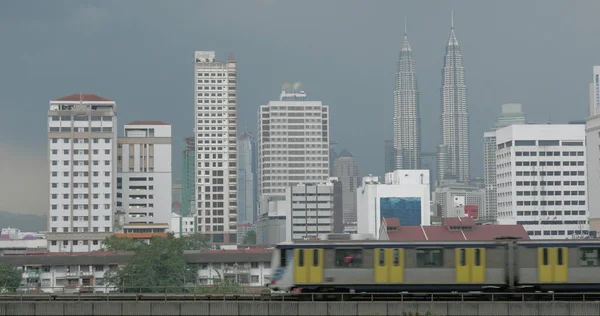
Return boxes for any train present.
[267,238,600,293]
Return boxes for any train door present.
[455,248,486,283]
[538,247,568,282]
[374,248,404,283]
[294,248,324,283]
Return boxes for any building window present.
[416,249,443,267]
[334,249,363,268]
[580,248,600,266]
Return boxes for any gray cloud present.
[1,0,599,215]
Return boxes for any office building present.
[434,181,484,219]
[393,21,421,170]
[257,87,330,202]
[438,13,470,183]
[285,181,335,241]
[356,170,430,237]
[332,149,359,223]
[483,103,527,221]
[47,93,117,252]
[496,124,588,239]
[384,140,395,174]
[116,121,172,225]
[194,51,238,243]
[238,131,256,226]
[587,66,600,232]
[181,137,195,217]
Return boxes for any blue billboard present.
[380,197,422,226]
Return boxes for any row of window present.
[51,160,111,166]
[516,190,585,196]
[517,210,587,216]
[52,149,110,155]
[515,161,585,167]
[517,220,586,225]
[50,138,112,144]
[515,151,584,157]
[50,240,102,246]
[50,116,112,121]
[49,127,112,133]
[51,204,111,210]
[51,193,110,199]
[51,216,110,221]
[516,171,585,177]
[515,200,585,206]
[516,180,585,186]
[50,227,110,233]
[51,182,111,189]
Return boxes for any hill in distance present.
[0,211,47,232]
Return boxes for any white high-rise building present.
[587,67,600,232]
[496,124,589,239]
[285,180,335,241]
[47,93,117,252]
[483,104,527,221]
[116,121,172,226]
[194,51,238,244]
[393,21,421,170]
[257,88,330,202]
[438,13,470,183]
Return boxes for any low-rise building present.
[1,250,272,293]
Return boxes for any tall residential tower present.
[194,51,238,243]
[393,20,421,170]
[438,13,470,183]
[47,94,117,252]
[333,149,359,223]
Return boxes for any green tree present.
[0,264,23,293]
[242,230,257,244]
[101,235,144,251]
[194,270,242,294]
[103,235,195,293]
[181,233,212,250]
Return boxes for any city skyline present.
[1,1,598,216]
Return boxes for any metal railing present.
[3,289,600,302]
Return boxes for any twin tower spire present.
[393,12,469,184]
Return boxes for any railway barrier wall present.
[1,301,600,315]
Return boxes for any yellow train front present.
[268,240,509,293]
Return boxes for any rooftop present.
[53,93,112,102]
[126,121,169,126]
[382,217,530,241]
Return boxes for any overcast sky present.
[1,0,598,215]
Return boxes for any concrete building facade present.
[194,51,238,243]
[116,121,172,226]
[357,170,430,237]
[332,149,359,223]
[47,94,117,252]
[496,124,589,239]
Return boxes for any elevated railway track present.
[3,292,600,302]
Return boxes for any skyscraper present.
[181,137,195,217]
[483,104,526,221]
[333,149,359,223]
[237,131,256,225]
[194,51,238,243]
[438,13,470,183]
[393,20,421,170]
[384,140,395,174]
[257,87,330,201]
[47,93,117,252]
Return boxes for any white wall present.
[357,170,430,236]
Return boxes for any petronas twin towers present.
[393,13,470,183]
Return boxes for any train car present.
[515,240,600,292]
[268,239,511,293]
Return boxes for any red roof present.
[383,217,530,241]
[127,121,169,126]
[383,218,401,227]
[54,93,112,102]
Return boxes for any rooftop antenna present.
[451,10,454,29]
[404,16,407,36]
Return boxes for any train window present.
[379,249,385,266]
[416,249,442,267]
[335,249,363,268]
[280,249,288,267]
[557,248,563,265]
[475,249,481,266]
[542,248,549,265]
[313,249,319,267]
[580,248,600,266]
[393,249,400,266]
[298,249,304,267]
[460,249,466,266]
